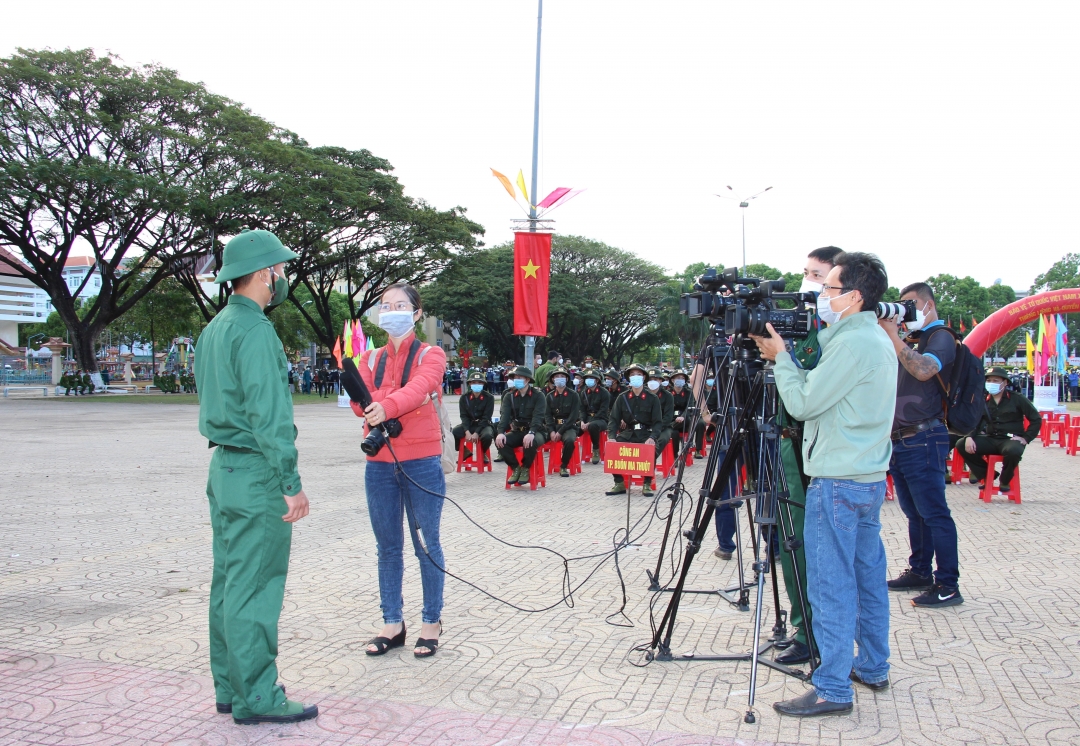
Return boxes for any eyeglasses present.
[378,302,415,312]
[820,284,853,296]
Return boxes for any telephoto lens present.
[876,299,916,323]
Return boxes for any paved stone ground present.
[1,396,1079,745]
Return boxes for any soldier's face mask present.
[629,374,644,388]
[265,268,288,307]
[647,380,661,391]
[985,381,1004,395]
[512,378,527,390]
[553,376,567,388]
[705,378,715,387]
[585,378,597,388]
[470,384,484,394]
[573,378,582,387]
[673,379,685,388]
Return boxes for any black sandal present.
[414,621,442,658]
[365,624,406,656]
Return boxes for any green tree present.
[0,49,258,371]
[1031,254,1080,359]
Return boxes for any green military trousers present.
[778,436,813,646]
[206,447,292,718]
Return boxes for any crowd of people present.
[191,228,1055,726]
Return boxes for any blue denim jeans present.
[711,447,743,552]
[889,425,958,587]
[804,477,890,703]
[365,456,446,624]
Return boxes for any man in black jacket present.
[495,366,548,487]
[545,366,581,477]
[606,363,662,497]
[454,369,495,464]
[959,367,1042,493]
[578,366,611,465]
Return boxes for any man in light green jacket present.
[752,251,897,718]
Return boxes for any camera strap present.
[373,339,423,390]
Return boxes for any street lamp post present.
[717,186,773,275]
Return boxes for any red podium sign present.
[603,441,655,476]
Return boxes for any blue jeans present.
[711,447,742,552]
[805,477,890,703]
[365,456,446,624]
[889,425,958,587]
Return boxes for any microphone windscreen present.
[340,358,370,404]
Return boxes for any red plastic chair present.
[546,438,581,475]
[1067,424,1080,456]
[578,433,593,462]
[885,473,895,501]
[980,455,1021,504]
[504,447,546,490]
[948,448,969,484]
[456,440,491,473]
[659,439,677,477]
[1044,420,1068,448]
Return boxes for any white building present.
[0,248,52,347]
[61,256,102,299]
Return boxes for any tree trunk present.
[70,323,100,373]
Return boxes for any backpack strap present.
[919,325,958,396]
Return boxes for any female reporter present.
[352,283,448,658]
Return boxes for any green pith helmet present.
[550,366,570,380]
[624,362,647,377]
[604,367,620,382]
[581,366,601,380]
[510,365,534,380]
[467,369,486,383]
[214,229,299,283]
[985,366,1009,380]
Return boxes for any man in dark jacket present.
[606,362,662,497]
[578,366,611,465]
[495,366,548,487]
[545,366,581,477]
[454,369,495,463]
[959,367,1042,493]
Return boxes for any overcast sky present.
[3,1,1077,291]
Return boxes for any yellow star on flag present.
[521,259,540,279]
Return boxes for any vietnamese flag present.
[513,231,552,336]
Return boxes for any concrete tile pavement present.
[1,396,1079,745]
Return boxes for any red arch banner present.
[964,288,1080,358]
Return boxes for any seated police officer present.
[647,368,675,464]
[669,369,705,457]
[454,369,495,464]
[545,366,581,477]
[578,366,611,465]
[603,368,623,399]
[495,366,548,487]
[605,362,662,498]
[959,366,1041,493]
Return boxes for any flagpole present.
[524,0,543,368]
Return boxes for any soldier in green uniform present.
[605,362,663,497]
[647,367,675,466]
[454,369,495,463]
[958,366,1042,493]
[578,366,611,465]
[495,365,548,487]
[603,367,624,400]
[194,228,318,725]
[545,366,581,477]
[533,351,559,390]
[669,369,704,455]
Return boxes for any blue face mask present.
[585,378,597,388]
[629,374,644,388]
[985,381,1004,395]
[673,379,685,388]
[512,378,527,390]
[553,376,567,388]
[470,384,484,394]
[705,378,715,387]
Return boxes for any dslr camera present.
[679,267,814,340]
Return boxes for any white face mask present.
[378,310,415,338]
[816,290,853,325]
[558,358,564,365]
[904,302,930,332]
[647,380,661,391]
[800,278,824,295]
[660,380,669,387]
[573,378,582,387]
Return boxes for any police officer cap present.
[466,369,486,383]
[510,365,534,380]
[985,366,1010,380]
[624,362,648,377]
[214,229,299,283]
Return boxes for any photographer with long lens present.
[351,283,448,659]
[751,252,897,717]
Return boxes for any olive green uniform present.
[454,391,495,455]
[195,294,302,719]
[546,387,582,469]
[580,385,611,455]
[671,386,704,451]
[653,385,675,462]
[777,329,821,648]
[607,389,662,486]
[961,389,1041,487]
[498,385,548,468]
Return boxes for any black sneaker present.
[911,584,964,608]
[887,568,934,591]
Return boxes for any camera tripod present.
[644,339,818,724]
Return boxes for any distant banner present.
[1033,386,1058,412]
[603,441,655,477]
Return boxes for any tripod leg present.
[745,524,772,724]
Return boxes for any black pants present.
[674,419,706,450]
[453,424,493,455]
[499,429,543,468]
[584,418,608,451]
[609,430,654,485]
[551,428,578,467]
[960,436,1026,487]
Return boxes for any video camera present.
[340,357,403,456]
[679,267,814,340]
